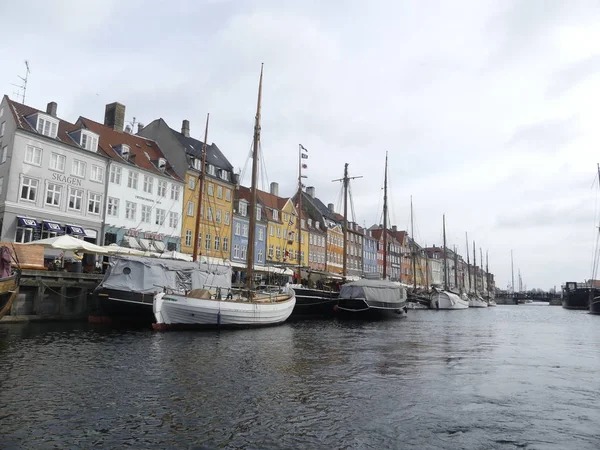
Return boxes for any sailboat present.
[406,197,431,309]
[285,148,340,317]
[152,65,296,329]
[429,215,469,310]
[467,239,487,308]
[336,153,407,318]
[0,246,19,321]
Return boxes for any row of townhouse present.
[0,94,496,287]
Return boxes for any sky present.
[1,0,600,290]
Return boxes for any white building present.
[0,95,108,246]
[77,103,184,251]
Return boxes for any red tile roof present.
[77,117,182,181]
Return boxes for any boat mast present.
[410,196,417,291]
[424,243,429,289]
[453,245,458,290]
[486,250,490,299]
[192,113,210,261]
[382,152,388,280]
[296,144,303,283]
[442,214,448,291]
[342,163,349,278]
[246,64,263,289]
[511,249,515,294]
[465,232,471,293]
[473,240,477,295]
[480,247,484,295]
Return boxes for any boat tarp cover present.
[339,279,407,303]
[101,256,232,294]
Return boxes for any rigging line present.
[348,182,356,224]
[240,139,254,187]
[258,141,270,193]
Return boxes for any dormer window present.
[256,205,261,220]
[273,210,279,221]
[315,221,319,229]
[239,201,248,217]
[115,144,130,160]
[191,158,201,171]
[206,164,216,176]
[308,218,312,227]
[80,131,99,152]
[158,157,167,171]
[32,113,58,138]
[219,169,229,181]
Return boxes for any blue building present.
[231,186,267,281]
[363,229,379,275]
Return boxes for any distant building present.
[362,229,379,276]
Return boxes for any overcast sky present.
[2,0,600,290]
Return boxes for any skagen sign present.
[52,173,83,186]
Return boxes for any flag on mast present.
[302,163,308,169]
[300,144,308,152]
[301,153,308,159]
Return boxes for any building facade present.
[0,96,107,246]
[362,230,378,275]
[78,105,183,251]
[231,186,267,268]
[138,118,235,259]
[307,215,326,271]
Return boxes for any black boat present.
[336,279,407,319]
[288,285,339,317]
[562,282,592,310]
[590,294,600,315]
[90,287,155,325]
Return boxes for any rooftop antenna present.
[12,60,31,104]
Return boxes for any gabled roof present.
[78,117,182,181]
[5,95,91,151]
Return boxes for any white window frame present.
[169,211,178,228]
[155,208,166,225]
[88,192,102,214]
[24,145,42,166]
[223,237,229,252]
[188,177,196,190]
[157,180,167,197]
[258,228,264,241]
[215,209,221,223]
[208,183,214,196]
[36,116,58,138]
[170,184,180,200]
[225,189,231,202]
[127,171,139,189]
[143,175,154,194]
[68,187,83,211]
[107,197,119,216]
[45,182,62,207]
[20,177,39,202]
[216,186,223,199]
[239,202,247,217]
[91,165,104,183]
[72,159,86,178]
[125,201,137,220]
[110,165,122,184]
[141,205,152,223]
[187,201,194,216]
[185,230,192,247]
[235,222,241,236]
[224,212,230,225]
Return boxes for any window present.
[141,205,151,223]
[239,202,247,216]
[187,201,194,216]
[185,230,192,246]
[308,219,312,227]
[107,197,119,216]
[256,206,261,221]
[224,212,230,225]
[68,188,83,210]
[257,249,263,263]
[88,193,101,214]
[277,227,281,238]
[283,213,288,223]
[235,222,241,236]
[208,183,214,196]
[49,153,65,172]
[301,219,305,228]
[217,186,223,199]
[268,245,274,258]
[223,237,229,252]
[81,132,98,151]
[125,201,136,220]
[188,177,196,190]
[197,233,202,247]
[273,210,279,221]
[205,233,211,250]
[208,207,213,221]
[25,145,42,166]
[15,226,35,243]
[91,165,104,183]
[155,208,165,225]
[242,224,248,237]
[269,225,274,236]
[207,164,216,176]
[233,244,240,258]
[1,145,6,163]
[110,165,122,184]
[20,177,38,201]
[127,171,139,189]
[276,247,281,260]
[220,169,229,181]
[225,189,231,201]
[0,122,4,136]
[157,180,167,197]
[169,212,178,228]
[241,246,247,259]
[36,116,58,138]
[143,175,153,193]
[214,235,220,251]
[72,159,86,178]
[215,210,221,223]
[258,228,264,241]
[170,184,180,200]
[43,183,61,206]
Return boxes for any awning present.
[152,240,166,252]
[122,235,142,250]
[138,238,152,251]
[17,217,40,228]
[43,221,63,233]
[66,225,86,236]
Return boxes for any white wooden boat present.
[430,289,469,310]
[468,294,488,308]
[153,288,296,330]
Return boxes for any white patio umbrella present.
[104,244,153,257]
[25,235,108,254]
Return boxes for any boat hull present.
[153,292,296,330]
[289,286,339,317]
[336,298,407,319]
[430,291,469,310]
[89,288,155,325]
[468,296,488,308]
[0,275,18,320]
[561,288,591,310]
[590,296,600,315]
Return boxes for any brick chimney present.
[137,123,144,134]
[270,182,279,197]
[392,225,397,232]
[328,203,334,213]
[306,186,315,198]
[104,102,126,132]
[46,102,57,117]
[182,119,190,137]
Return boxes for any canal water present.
[1,305,599,449]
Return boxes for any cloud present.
[548,54,600,96]
[506,117,579,154]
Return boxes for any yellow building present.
[259,183,308,268]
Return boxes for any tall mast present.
[192,113,210,261]
[480,247,484,295]
[424,243,429,289]
[410,196,417,291]
[296,144,303,283]
[511,250,515,294]
[442,214,448,291]
[473,240,477,295]
[453,245,458,290]
[465,232,471,293]
[342,163,349,278]
[486,250,490,298]
[382,153,388,280]
[246,64,263,289]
